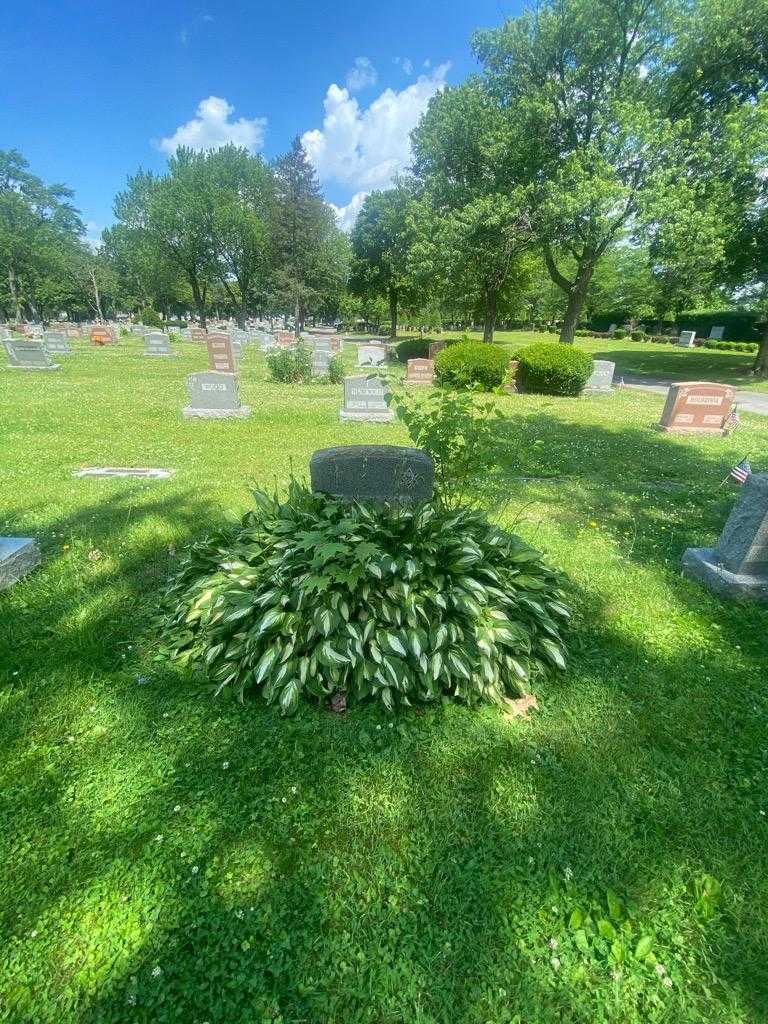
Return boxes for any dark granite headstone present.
[182,371,250,419]
[339,375,394,422]
[4,339,60,370]
[682,473,768,601]
[310,445,434,504]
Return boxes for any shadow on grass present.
[1,426,768,1022]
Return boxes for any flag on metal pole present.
[729,458,752,485]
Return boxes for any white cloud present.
[302,63,449,197]
[84,220,103,250]
[331,191,369,231]
[393,57,414,75]
[346,57,377,92]
[157,96,267,155]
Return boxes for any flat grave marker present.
[73,467,174,479]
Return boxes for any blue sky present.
[0,0,521,240]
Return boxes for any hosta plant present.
[159,483,570,714]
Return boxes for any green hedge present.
[517,343,594,396]
[700,340,758,353]
[395,338,430,362]
[435,341,509,391]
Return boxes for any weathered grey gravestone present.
[182,372,251,419]
[310,445,434,504]
[339,375,394,422]
[682,473,768,601]
[582,359,615,396]
[144,331,174,356]
[43,331,72,355]
[311,347,334,377]
[4,339,60,370]
[709,326,725,340]
[0,537,41,591]
[358,344,387,367]
[678,329,696,348]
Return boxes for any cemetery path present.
[617,373,768,416]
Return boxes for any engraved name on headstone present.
[405,358,435,385]
[206,334,237,373]
[43,331,72,355]
[310,445,435,505]
[144,331,174,356]
[582,359,615,396]
[4,339,60,370]
[357,344,387,367]
[678,329,696,348]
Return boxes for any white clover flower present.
[662,976,673,988]
[151,966,162,977]
[191,865,199,874]
[155,835,163,842]
[291,786,297,795]
[30,930,38,938]
[563,866,573,881]
[550,956,561,969]
[549,938,558,950]
[281,797,287,803]
[173,805,181,813]
[222,761,230,769]
[655,963,666,977]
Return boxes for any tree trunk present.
[559,265,595,344]
[8,267,22,321]
[189,275,207,329]
[483,287,498,343]
[388,288,398,339]
[294,294,301,337]
[90,267,104,321]
[752,321,768,377]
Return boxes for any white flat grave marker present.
[73,467,175,479]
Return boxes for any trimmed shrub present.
[395,338,430,362]
[613,327,627,339]
[630,330,646,341]
[517,343,594,397]
[140,306,163,328]
[159,484,570,713]
[435,341,509,391]
[700,339,757,353]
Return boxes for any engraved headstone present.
[144,331,174,357]
[428,341,446,360]
[4,339,60,370]
[582,359,615,396]
[682,473,768,601]
[43,330,72,355]
[190,327,207,343]
[405,358,435,385]
[310,445,434,505]
[339,375,394,422]
[657,382,734,434]
[0,537,41,591]
[358,344,387,367]
[709,326,725,340]
[206,334,237,373]
[608,323,617,336]
[90,326,110,346]
[678,329,696,348]
[182,371,250,419]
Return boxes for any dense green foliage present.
[435,339,510,390]
[518,343,594,396]
[394,337,430,361]
[160,483,570,713]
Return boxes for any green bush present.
[140,306,163,328]
[613,327,627,339]
[630,330,646,341]
[327,354,344,383]
[435,341,509,391]
[395,338,430,362]
[267,344,313,383]
[700,339,758,353]
[159,484,570,713]
[517,343,594,397]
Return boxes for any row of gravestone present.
[608,324,726,344]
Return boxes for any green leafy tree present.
[410,82,533,342]
[349,183,414,339]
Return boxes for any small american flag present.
[730,458,752,485]
[723,408,741,432]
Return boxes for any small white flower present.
[662,976,673,989]
[549,938,558,950]
[281,797,287,803]
[151,966,162,977]
[173,805,181,813]
[611,969,621,981]
[155,835,164,842]
[563,866,573,881]
[550,956,561,969]
[162,712,169,718]
[655,963,666,977]
[191,865,199,874]
[376,725,382,731]
[67,735,75,743]
[30,930,38,938]
[291,786,297,794]
[222,761,230,769]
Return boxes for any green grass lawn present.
[434,329,768,392]
[2,334,768,1023]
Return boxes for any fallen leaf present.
[502,693,538,721]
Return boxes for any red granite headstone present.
[190,327,207,343]
[206,333,237,373]
[406,358,435,385]
[275,330,295,347]
[90,326,109,346]
[657,382,735,434]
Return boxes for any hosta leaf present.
[254,647,278,685]
[279,680,300,715]
[540,639,567,670]
[386,634,407,657]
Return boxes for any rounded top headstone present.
[310,445,434,505]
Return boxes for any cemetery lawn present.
[442,330,768,393]
[3,335,768,1024]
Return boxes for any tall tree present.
[272,138,339,334]
[410,81,533,342]
[349,183,414,339]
